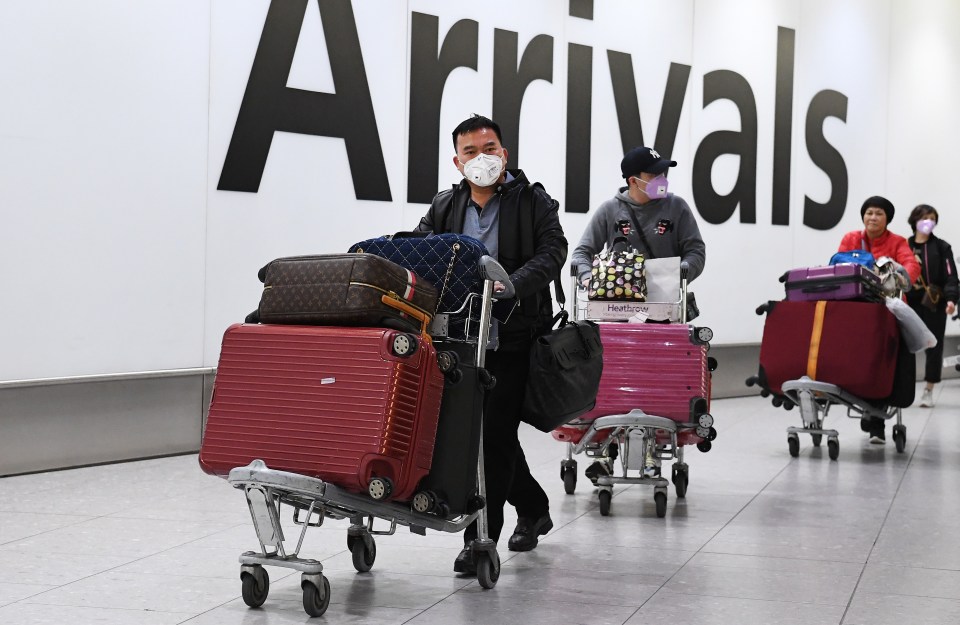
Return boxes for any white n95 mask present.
[460,153,504,187]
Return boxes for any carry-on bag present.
[249,253,437,332]
[416,341,485,517]
[348,233,488,339]
[199,323,445,503]
[781,264,883,303]
[757,300,899,399]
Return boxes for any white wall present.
[1,0,958,382]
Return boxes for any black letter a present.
[217,0,390,199]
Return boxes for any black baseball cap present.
[621,146,677,178]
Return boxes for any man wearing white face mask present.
[572,146,706,288]
[416,114,567,575]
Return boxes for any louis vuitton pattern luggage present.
[199,323,445,503]
[250,253,437,332]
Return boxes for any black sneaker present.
[507,514,554,552]
[869,420,886,445]
[453,545,476,575]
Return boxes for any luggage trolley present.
[552,260,717,518]
[215,256,512,618]
[746,297,913,460]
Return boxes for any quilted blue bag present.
[829,249,875,269]
[348,232,488,339]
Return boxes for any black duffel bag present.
[522,296,604,433]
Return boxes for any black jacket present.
[907,233,960,307]
[416,170,568,348]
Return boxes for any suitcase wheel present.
[367,477,394,500]
[391,333,418,357]
[436,350,459,373]
[411,490,437,514]
[694,327,714,344]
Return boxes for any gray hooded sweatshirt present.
[571,188,706,283]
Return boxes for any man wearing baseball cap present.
[571,146,706,483]
[572,146,706,287]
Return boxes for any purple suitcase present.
[781,264,883,302]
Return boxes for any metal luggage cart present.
[558,260,717,518]
[771,376,906,459]
[222,256,512,618]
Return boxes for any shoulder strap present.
[627,209,656,259]
[520,182,565,307]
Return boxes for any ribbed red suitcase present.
[552,323,711,446]
[199,324,445,502]
[757,300,899,399]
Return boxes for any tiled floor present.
[1,382,958,624]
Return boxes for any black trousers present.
[464,347,549,544]
[910,301,948,383]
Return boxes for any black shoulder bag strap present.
[521,182,566,310]
[627,208,656,259]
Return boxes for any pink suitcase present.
[552,323,711,446]
[199,324,445,502]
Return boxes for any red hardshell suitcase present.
[552,323,711,447]
[781,264,883,303]
[757,300,899,399]
[199,324,445,502]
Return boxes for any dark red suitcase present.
[781,264,883,302]
[199,324,445,502]
[757,300,899,399]
[553,323,711,447]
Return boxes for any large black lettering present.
[772,26,795,225]
[803,89,848,230]
[692,70,758,224]
[492,31,554,168]
[218,0,390,199]
[407,14,478,203]
[607,53,690,164]
[565,43,593,214]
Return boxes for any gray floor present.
[1,383,958,625]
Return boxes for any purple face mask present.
[639,174,669,199]
[916,219,936,235]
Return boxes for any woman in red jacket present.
[838,196,920,283]
[837,196,920,444]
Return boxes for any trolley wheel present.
[476,550,500,589]
[598,490,612,516]
[563,468,577,494]
[811,433,822,447]
[241,566,269,608]
[672,467,689,499]
[827,438,839,461]
[654,492,667,518]
[893,424,907,453]
[391,333,417,357]
[788,435,800,458]
[302,576,331,618]
[696,440,712,453]
[351,538,377,572]
[368,477,393,500]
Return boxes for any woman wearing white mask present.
[906,204,959,407]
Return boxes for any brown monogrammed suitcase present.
[252,253,437,332]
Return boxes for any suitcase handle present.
[381,295,431,340]
[801,284,841,293]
